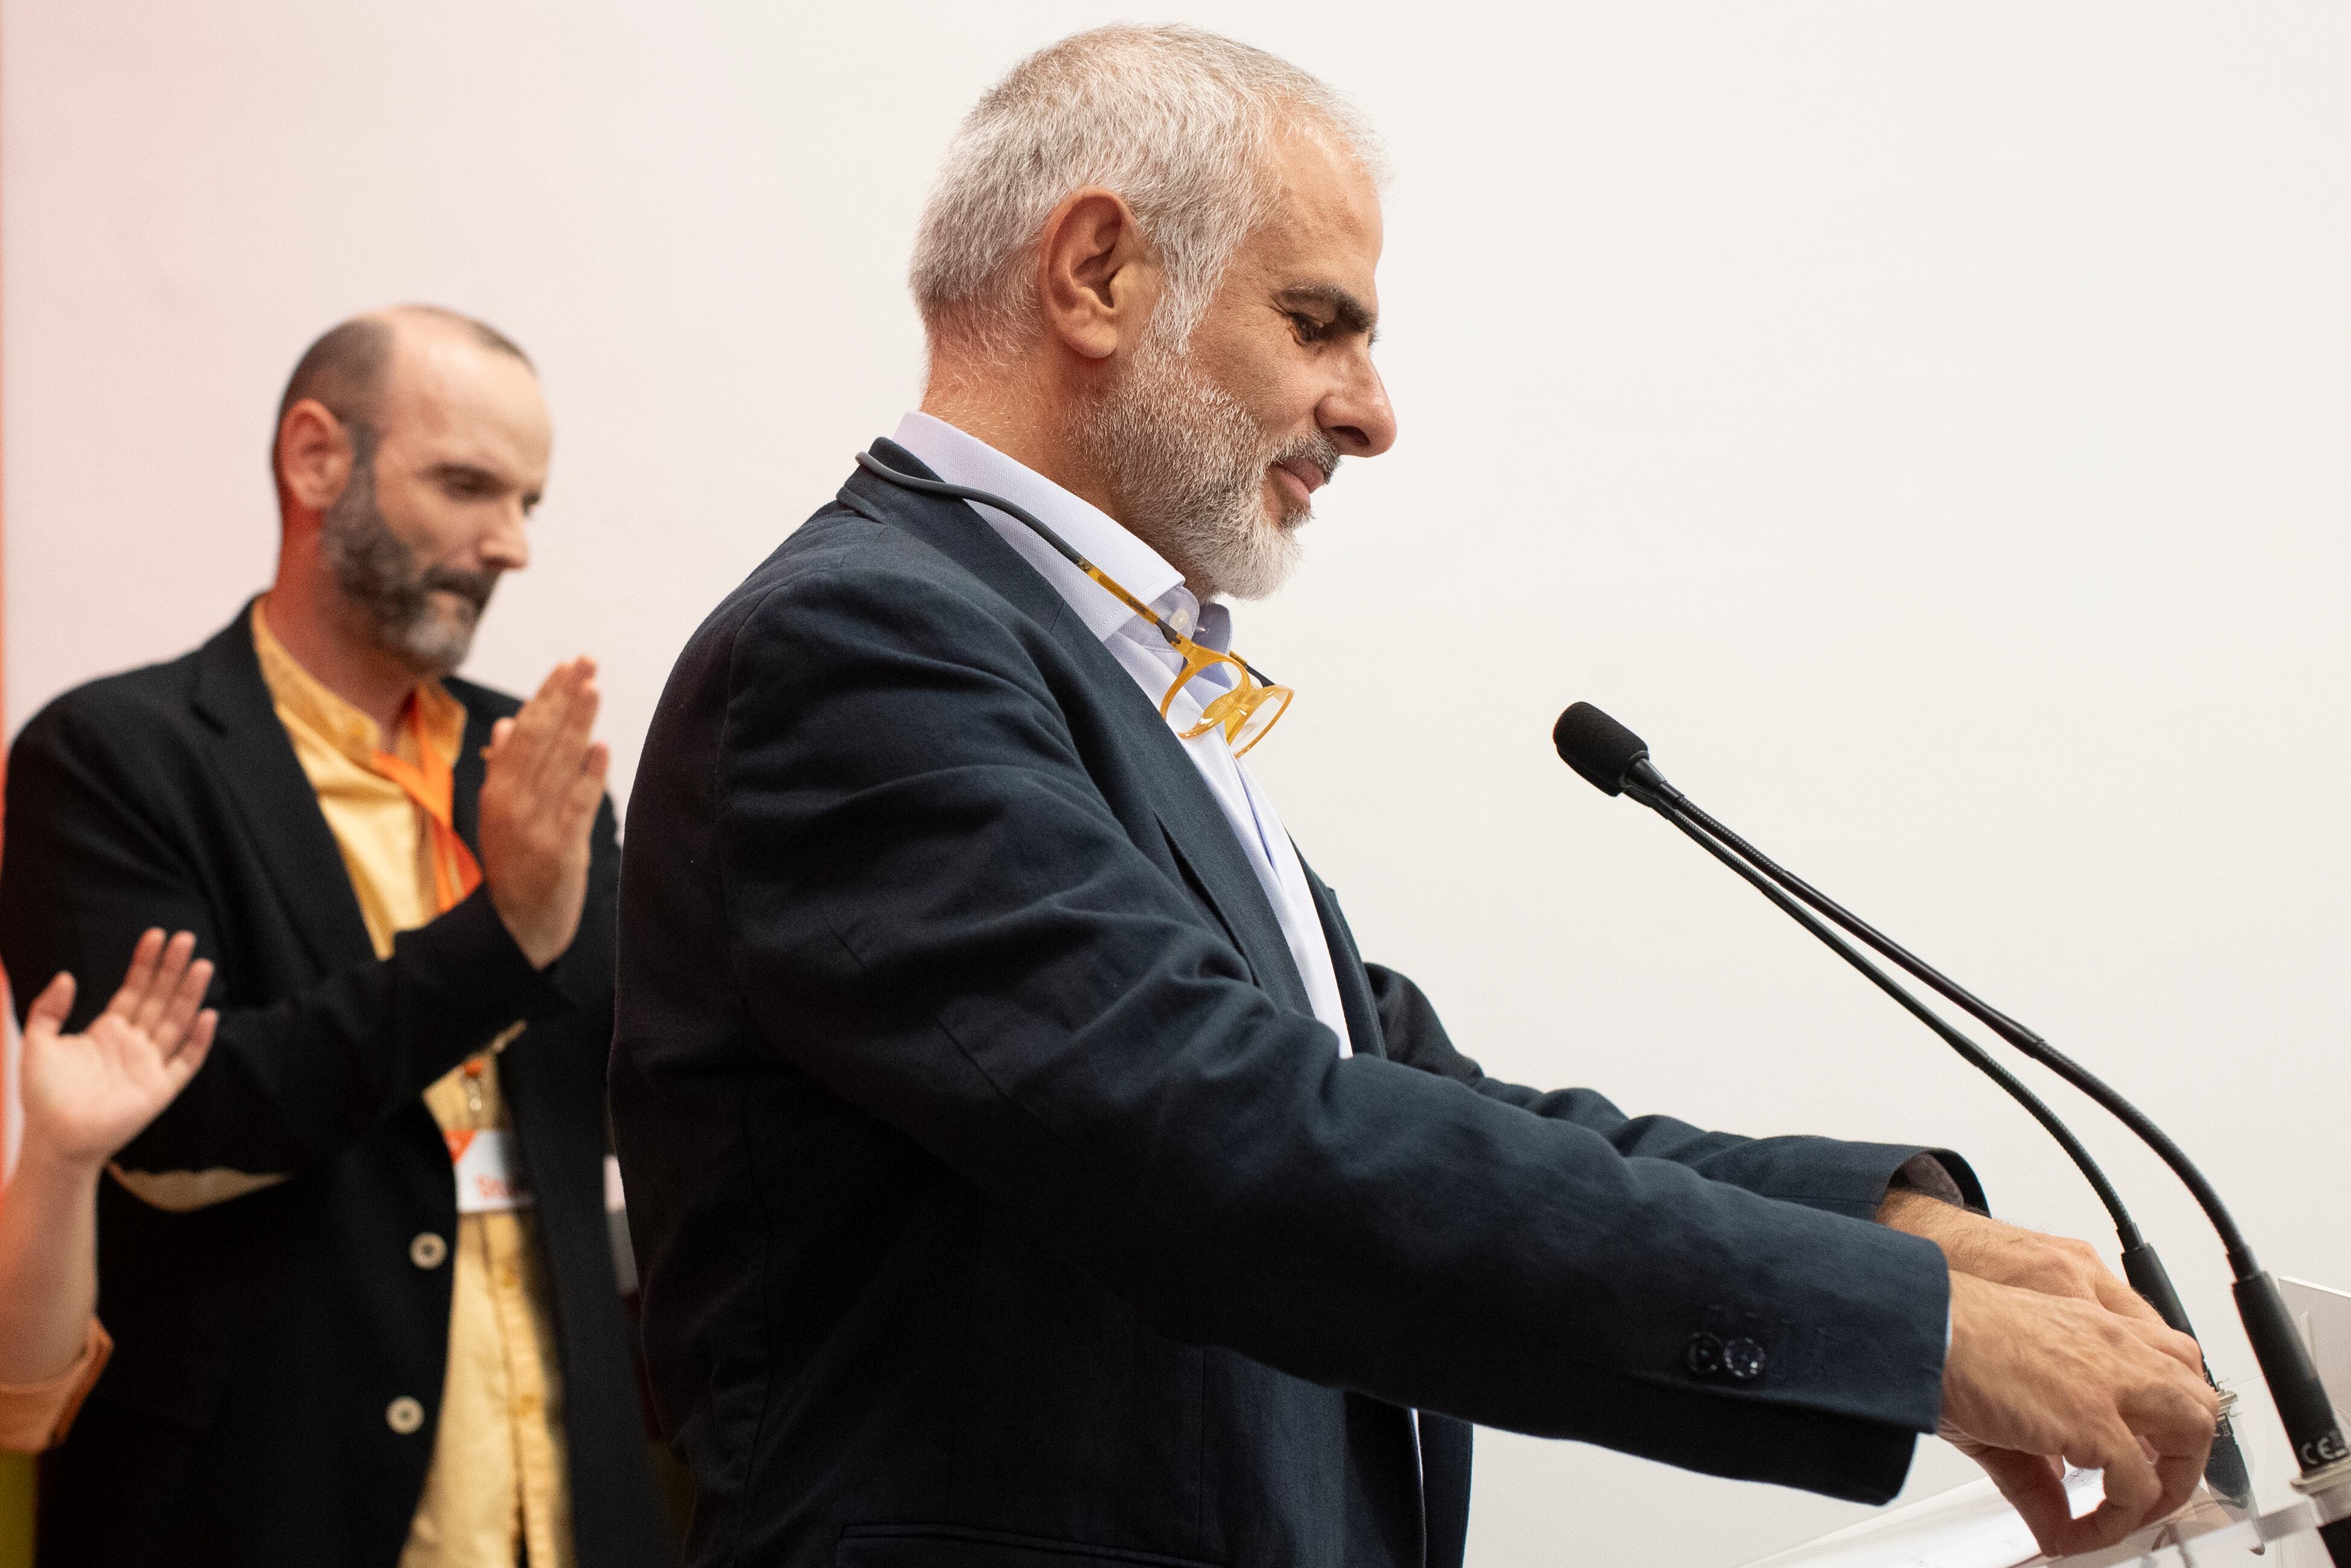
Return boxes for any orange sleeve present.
[0,1317,112,1453]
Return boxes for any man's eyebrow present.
[427,461,505,488]
[1275,283,1378,343]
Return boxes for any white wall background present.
[6,3,2348,1563]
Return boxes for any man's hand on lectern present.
[480,657,610,970]
[1939,1270,2218,1557]
[1880,1189,2167,1330]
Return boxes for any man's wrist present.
[488,892,555,970]
[1878,1184,1951,1228]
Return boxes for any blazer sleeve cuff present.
[397,886,570,1034]
[540,923,612,1017]
[1753,1141,1988,1223]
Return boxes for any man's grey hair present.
[909,25,1384,362]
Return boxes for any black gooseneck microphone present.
[1552,708,2162,1275]
[1551,703,2351,1541]
[1550,702,2250,1506]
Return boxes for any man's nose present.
[1320,357,1397,459]
[480,504,531,572]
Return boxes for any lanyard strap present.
[368,700,482,915]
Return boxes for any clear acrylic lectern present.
[1741,1474,2321,1568]
[1741,1276,2351,1568]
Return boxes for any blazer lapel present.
[190,602,378,973]
[1147,777,1310,1015]
[837,445,1313,1015]
[1300,862,1386,1060]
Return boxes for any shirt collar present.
[889,411,1209,648]
[252,597,467,770]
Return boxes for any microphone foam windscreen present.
[1553,703,1650,796]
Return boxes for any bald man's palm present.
[479,658,610,968]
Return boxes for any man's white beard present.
[1072,333,1334,603]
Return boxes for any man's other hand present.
[1880,1187,2166,1331]
[1940,1270,2216,1557]
[20,927,218,1168]
[479,657,610,969]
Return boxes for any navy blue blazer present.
[610,442,1975,1568]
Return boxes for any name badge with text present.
[446,1129,536,1214]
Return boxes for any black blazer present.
[0,604,673,1568]
[611,443,1978,1568]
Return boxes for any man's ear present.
[1037,187,1162,362]
[277,399,356,516]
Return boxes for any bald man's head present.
[272,306,532,476]
[269,306,552,677]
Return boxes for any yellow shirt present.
[253,603,575,1568]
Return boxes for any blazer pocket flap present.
[839,1525,1221,1568]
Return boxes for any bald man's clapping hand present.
[479,658,610,970]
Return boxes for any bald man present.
[0,308,674,1568]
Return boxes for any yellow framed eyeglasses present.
[856,453,1294,755]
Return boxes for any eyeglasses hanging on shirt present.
[854,452,1294,756]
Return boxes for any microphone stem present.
[1643,798,2143,1246]
[1665,794,2259,1276]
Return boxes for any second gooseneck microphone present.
[1550,702,2280,1513]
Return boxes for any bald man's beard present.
[1072,333,1338,603]
[321,443,498,679]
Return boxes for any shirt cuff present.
[1893,1153,1967,1207]
[0,1316,112,1453]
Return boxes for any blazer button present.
[1684,1333,1724,1377]
[385,1396,426,1435]
[1722,1336,1767,1381]
[409,1232,448,1270]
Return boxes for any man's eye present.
[1289,312,1329,344]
